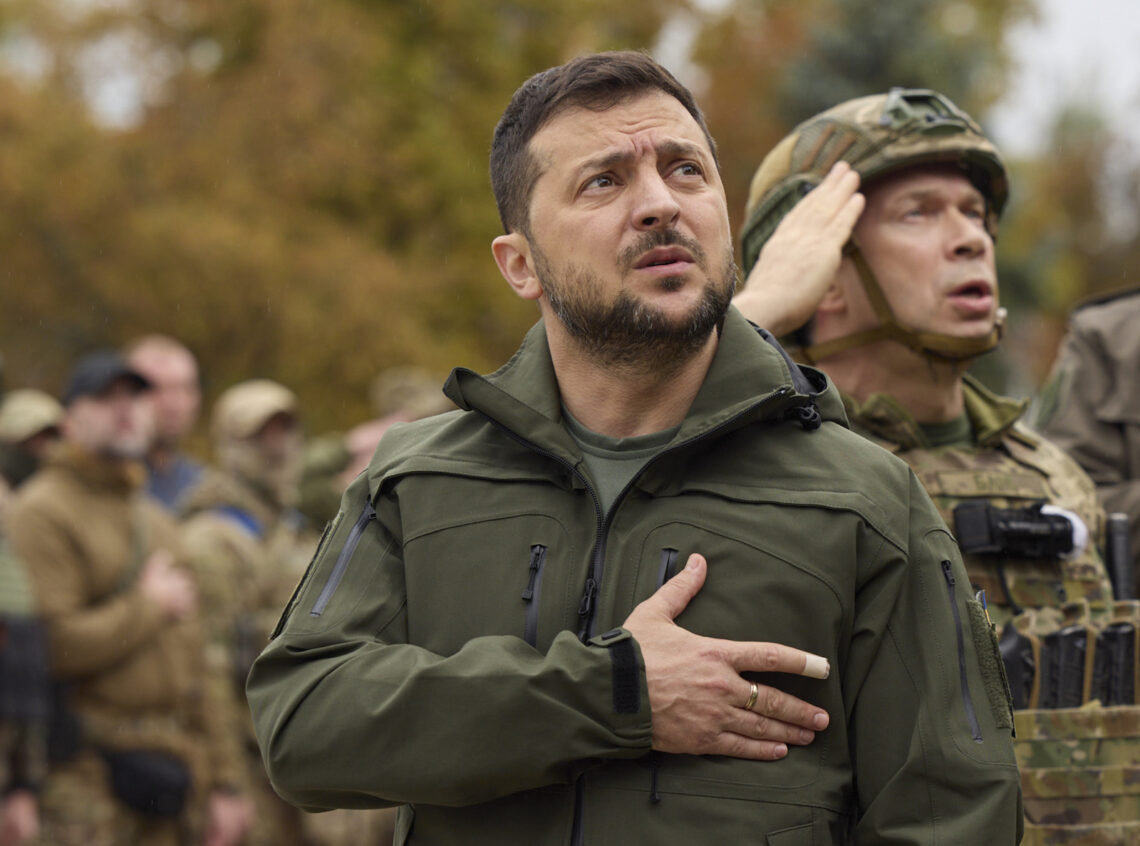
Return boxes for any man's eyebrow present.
[575,139,707,177]
[892,186,985,205]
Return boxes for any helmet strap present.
[799,241,1004,365]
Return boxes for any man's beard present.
[534,229,737,371]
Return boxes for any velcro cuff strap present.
[589,628,641,715]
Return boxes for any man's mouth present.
[635,247,694,271]
[949,280,992,299]
[947,279,996,317]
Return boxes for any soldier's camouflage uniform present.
[845,374,1113,621]
[846,375,1140,843]
[737,83,1139,846]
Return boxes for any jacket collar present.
[178,467,281,527]
[49,442,146,495]
[443,306,847,459]
[844,373,1027,450]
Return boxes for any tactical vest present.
[845,377,1113,622]
[847,377,1139,843]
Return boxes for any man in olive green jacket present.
[248,53,1022,844]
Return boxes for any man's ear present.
[492,233,543,301]
[817,258,856,317]
[816,279,846,315]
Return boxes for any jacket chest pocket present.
[403,514,585,655]
[602,516,853,797]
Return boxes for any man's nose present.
[631,172,681,230]
[948,209,990,258]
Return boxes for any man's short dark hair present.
[490,50,718,236]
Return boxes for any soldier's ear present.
[816,278,846,316]
[492,233,542,302]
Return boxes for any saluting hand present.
[734,161,864,338]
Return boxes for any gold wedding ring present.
[743,681,759,711]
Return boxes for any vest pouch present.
[1038,623,1096,708]
[101,748,190,818]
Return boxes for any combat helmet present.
[740,87,1009,364]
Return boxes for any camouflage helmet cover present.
[740,88,1009,274]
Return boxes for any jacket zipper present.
[657,547,679,589]
[310,496,377,617]
[941,559,983,743]
[521,544,548,647]
[482,386,803,846]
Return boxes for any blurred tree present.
[693,0,1034,242]
[995,103,1140,387]
[2,0,1135,423]
[0,0,687,433]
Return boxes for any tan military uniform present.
[1037,287,1140,588]
[7,444,245,846]
[180,468,311,846]
[181,468,393,846]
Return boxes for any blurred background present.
[2,0,1137,438]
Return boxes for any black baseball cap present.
[62,350,153,407]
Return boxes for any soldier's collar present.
[961,374,1027,448]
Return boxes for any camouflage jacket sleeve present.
[850,473,1024,844]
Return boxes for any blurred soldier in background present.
[0,390,62,491]
[735,88,1133,840]
[6,351,251,846]
[0,475,49,846]
[124,335,204,512]
[1036,287,1140,590]
[298,366,453,527]
[181,379,393,846]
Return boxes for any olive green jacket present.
[1036,288,1140,583]
[248,308,1022,845]
[845,375,1113,617]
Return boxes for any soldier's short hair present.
[489,50,717,236]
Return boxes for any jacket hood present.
[440,307,847,460]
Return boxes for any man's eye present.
[585,174,615,190]
[673,162,703,178]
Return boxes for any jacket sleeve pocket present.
[966,597,1015,731]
